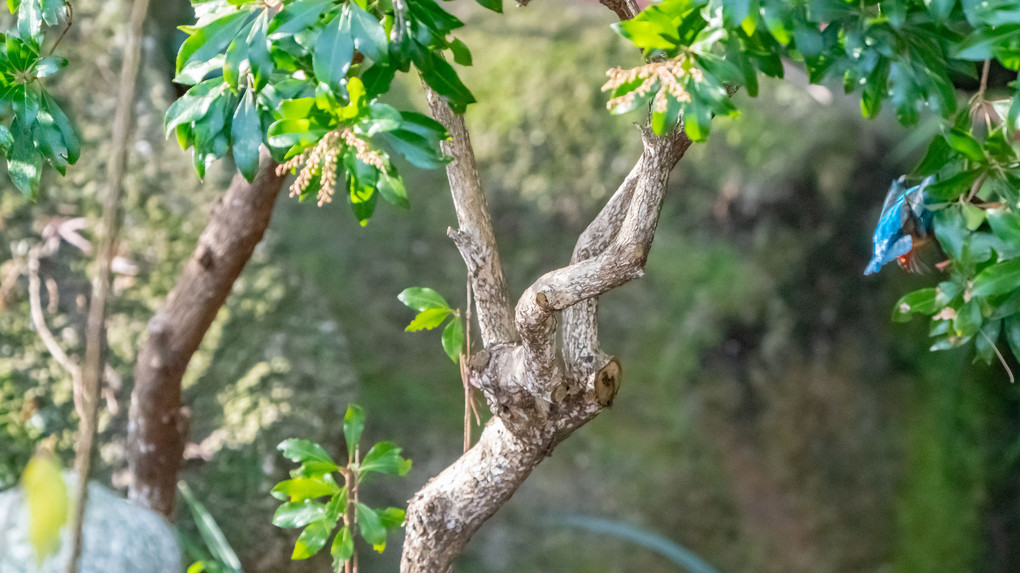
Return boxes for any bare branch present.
[599,0,641,20]
[423,85,519,347]
[515,129,691,395]
[27,249,80,386]
[69,0,150,568]
[562,155,643,384]
[128,153,284,518]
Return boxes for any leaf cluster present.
[608,0,1020,139]
[398,286,464,364]
[270,404,411,569]
[0,0,77,197]
[167,0,495,223]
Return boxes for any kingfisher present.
[865,176,935,275]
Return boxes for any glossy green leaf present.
[1006,315,1020,360]
[398,287,450,311]
[348,1,387,62]
[278,439,339,468]
[331,526,354,563]
[377,171,409,208]
[40,0,61,26]
[413,42,476,113]
[474,0,502,13]
[405,307,450,332]
[292,519,331,560]
[271,475,340,502]
[33,55,64,78]
[230,90,261,182]
[359,441,412,478]
[378,506,406,531]
[0,125,12,157]
[176,10,252,84]
[892,288,938,322]
[973,257,1020,297]
[954,298,983,337]
[343,404,364,461]
[449,37,472,66]
[355,503,387,547]
[945,127,985,162]
[313,8,354,92]
[273,500,327,529]
[8,118,40,197]
[268,0,331,39]
[987,208,1020,250]
[441,316,463,364]
[975,319,1002,364]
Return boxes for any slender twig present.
[27,247,81,395]
[67,0,150,570]
[47,3,73,57]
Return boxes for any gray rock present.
[0,474,180,573]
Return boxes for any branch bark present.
[127,155,283,518]
[423,86,518,347]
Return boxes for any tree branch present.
[598,0,641,20]
[423,85,518,347]
[515,129,690,397]
[127,154,284,518]
[562,155,644,386]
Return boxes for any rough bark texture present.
[403,78,691,568]
[127,156,283,518]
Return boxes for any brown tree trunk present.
[127,157,283,518]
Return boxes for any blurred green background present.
[2,1,1020,572]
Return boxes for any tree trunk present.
[127,157,283,518]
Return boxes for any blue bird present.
[864,176,935,275]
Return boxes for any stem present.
[68,0,149,570]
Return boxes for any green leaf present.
[975,319,1002,364]
[973,257,1020,297]
[441,318,463,364]
[405,307,451,332]
[413,43,476,113]
[331,526,354,563]
[178,482,243,573]
[343,404,365,461]
[278,439,339,468]
[292,519,332,560]
[271,475,340,502]
[17,0,41,45]
[248,13,274,89]
[955,298,984,337]
[313,7,354,92]
[1006,315,1020,361]
[273,500,327,529]
[892,288,938,322]
[355,503,387,547]
[268,0,331,39]
[398,286,450,311]
[33,55,64,78]
[378,507,406,530]
[39,0,61,26]
[988,208,1020,250]
[348,2,387,62]
[377,171,409,208]
[933,208,970,262]
[0,125,12,157]
[723,0,750,29]
[473,0,502,13]
[230,90,261,182]
[449,37,472,66]
[945,127,986,162]
[176,10,252,85]
[359,441,411,478]
[8,118,40,197]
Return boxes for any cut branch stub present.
[593,358,622,407]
